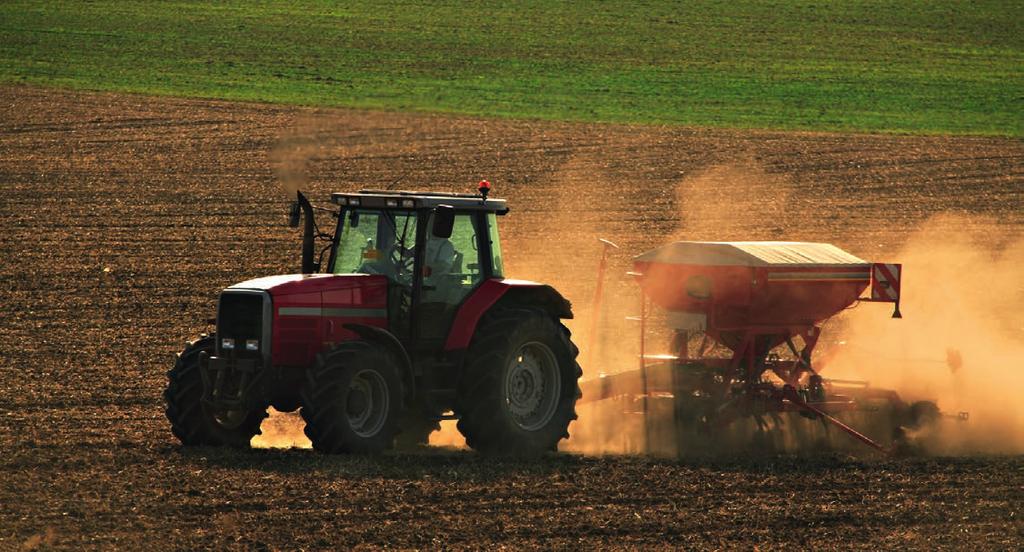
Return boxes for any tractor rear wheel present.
[455,308,581,455]
[300,341,403,454]
[164,335,268,447]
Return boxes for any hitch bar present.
[781,385,889,455]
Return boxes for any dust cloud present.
[270,135,312,198]
[269,115,334,197]
[503,154,648,454]
[251,408,311,449]
[671,158,796,241]
[824,214,1024,454]
[429,421,466,448]
[251,411,468,449]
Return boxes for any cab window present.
[487,213,503,277]
[332,209,418,286]
[421,212,483,304]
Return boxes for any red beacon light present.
[478,179,491,199]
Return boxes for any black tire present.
[300,341,403,454]
[455,307,581,455]
[164,335,267,447]
[908,400,941,429]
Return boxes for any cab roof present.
[332,189,508,213]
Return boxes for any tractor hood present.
[227,273,383,296]
[223,273,389,368]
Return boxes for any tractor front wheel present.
[300,341,403,454]
[456,308,581,455]
[164,335,268,447]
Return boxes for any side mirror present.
[432,205,455,239]
[288,200,301,228]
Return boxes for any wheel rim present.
[504,341,561,431]
[346,368,390,438]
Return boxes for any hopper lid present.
[635,241,869,268]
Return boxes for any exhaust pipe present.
[289,191,317,274]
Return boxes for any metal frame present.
[580,268,914,454]
[409,207,497,350]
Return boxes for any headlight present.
[245,339,259,351]
[221,338,235,350]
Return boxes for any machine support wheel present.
[300,341,403,454]
[455,307,581,455]
[164,334,268,447]
[907,400,941,429]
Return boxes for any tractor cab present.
[327,188,507,349]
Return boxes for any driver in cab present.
[421,233,457,302]
[359,233,458,300]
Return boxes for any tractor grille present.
[217,291,265,357]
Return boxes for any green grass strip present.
[1,1,1021,136]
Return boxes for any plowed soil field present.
[1,86,1022,549]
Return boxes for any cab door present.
[330,208,419,342]
[413,211,487,347]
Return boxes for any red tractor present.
[165,183,582,454]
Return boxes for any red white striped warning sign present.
[871,263,901,301]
